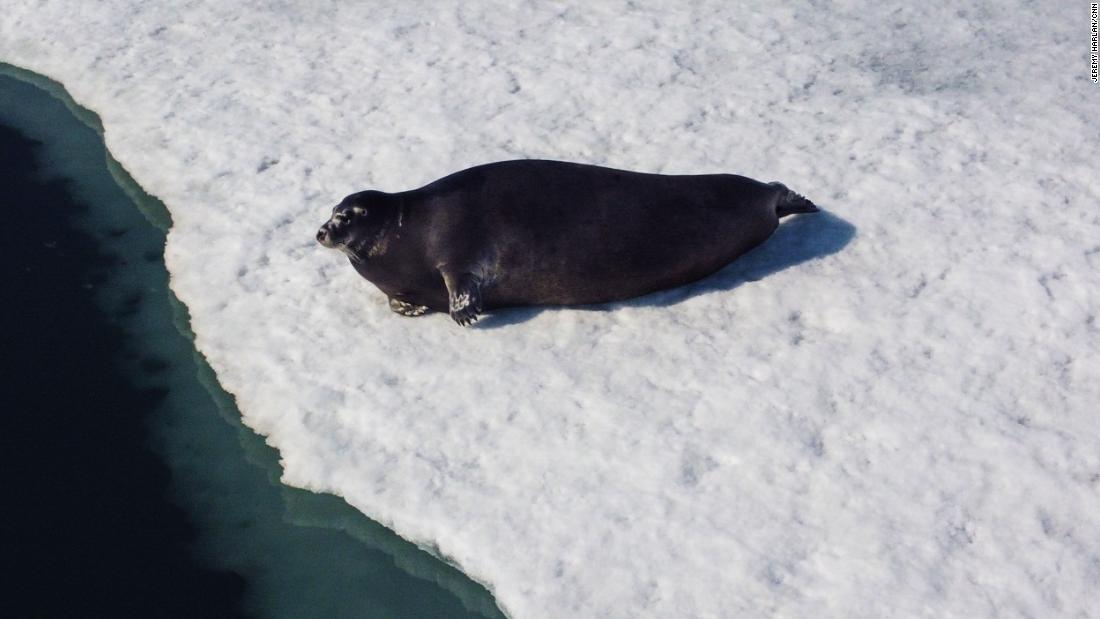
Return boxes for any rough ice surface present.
[4,2,1098,617]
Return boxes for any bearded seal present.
[316,159,818,326]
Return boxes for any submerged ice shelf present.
[3,2,1097,617]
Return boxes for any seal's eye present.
[352,206,366,216]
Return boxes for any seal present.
[316,159,818,326]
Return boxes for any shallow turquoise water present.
[0,66,504,619]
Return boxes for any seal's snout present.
[316,224,335,248]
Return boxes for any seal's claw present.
[445,272,483,327]
[450,308,480,326]
[448,294,482,326]
[388,297,431,317]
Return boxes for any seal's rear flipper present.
[770,182,819,218]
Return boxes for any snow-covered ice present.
[4,2,1098,617]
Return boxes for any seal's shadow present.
[476,210,855,329]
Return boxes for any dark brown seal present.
[317,159,818,326]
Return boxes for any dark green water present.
[0,66,504,619]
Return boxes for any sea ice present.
[3,2,1097,617]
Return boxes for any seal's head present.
[316,190,395,261]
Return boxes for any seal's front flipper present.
[389,297,431,317]
[441,270,483,327]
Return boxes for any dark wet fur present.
[319,160,819,324]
